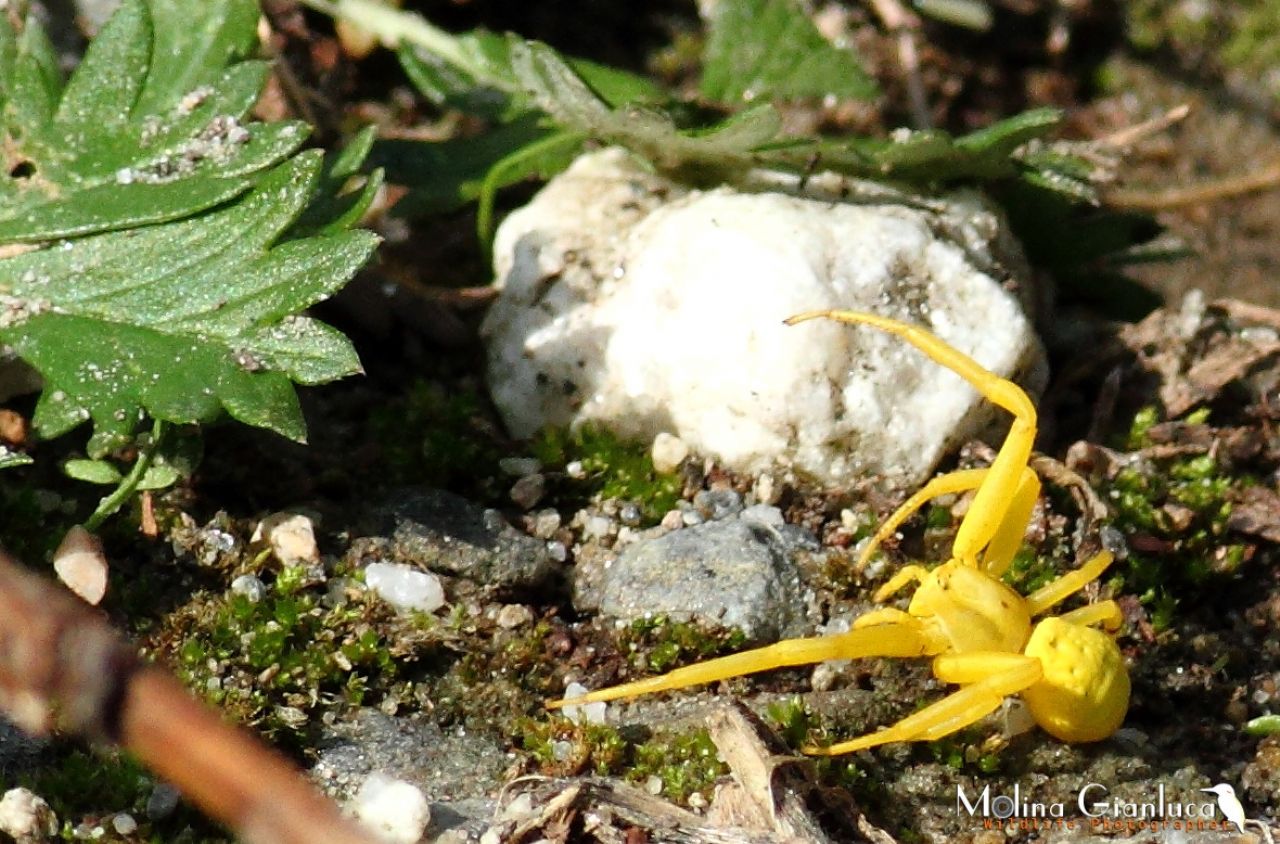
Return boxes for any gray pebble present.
[594,519,812,642]
[362,490,558,594]
[693,488,744,521]
[508,473,546,510]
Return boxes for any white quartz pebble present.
[364,562,445,613]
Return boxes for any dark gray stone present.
[363,489,559,593]
[595,518,813,642]
[312,709,501,842]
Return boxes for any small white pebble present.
[53,526,108,606]
[0,788,57,841]
[651,432,689,474]
[546,541,568,563]
[352,773,430,844]
[532,509,562,539]
[495,604,534,629]
[659,510,684,531]
[499,456,542,476]
[253,513,319,566]
[365,562,446,613]
[551,740,574,761]
[561,682,608,725]
[1000,698,1036,739]
[753,472,778,505]
[565,460,586,479]
[230,574,267,603]
[645,775,663,795]
[583,515,614,540]
[111,814,137,836]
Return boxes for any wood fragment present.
[0,550,378,844]
[706,701,879,844]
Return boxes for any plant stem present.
[84,420,167,532]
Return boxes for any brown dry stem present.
[0,548,378,844]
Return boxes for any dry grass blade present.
[0,549,378,844]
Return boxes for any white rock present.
[252,512,320,566]
[53,525,107,605]
[230,573,267,603]
[364,562,446,613]
[110,813,138,836]
[0,788,57,842]
[650,432,689,474]
[352,773,430,844]
[484,148,1045,488]
[560,682,607,725]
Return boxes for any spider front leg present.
[805,651,1044,755]
[857,466,1040,580]
[548,618,947,709]
[1023,550,1114,617]
[786,309,1039,572]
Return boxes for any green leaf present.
[1,153,374,450]
[372,115,571,216]
[511,40,784,175]
[390,19,662,119]
[0,448,33,469]
[701,0,877,103]
[64,458,124,485]
[138,463,181,490]
[0,0,309,240]
[0,2,378,453]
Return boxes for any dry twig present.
[0,548,378,844]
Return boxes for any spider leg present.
[548,622,944,709]
[1023,551,1114,617]
[856,468,988,572]
[785,310,1038,571]
[978,466,1040,579]
[872,564,932,603]
[1055,599,1123,632]
[804,652,1043,755]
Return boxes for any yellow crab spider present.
[549,310,1130,752]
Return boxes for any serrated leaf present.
[701,0,876,103]
[389,14,662,120]
[0,153,375,450]
[0,0,308,242]
[511,40,784,174]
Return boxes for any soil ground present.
[7,2,1280,842]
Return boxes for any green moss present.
[518,716,728,805]
[765,697,871,791]
[531,423,682,524]
[368,380,505,499]
[628,728,725,804]
[620,614,748,673]
[166,564,427,740]
[517,717,629,776]
[1001,546,1063,594]
[1105,408,1252,629]
[20,748,222,842]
